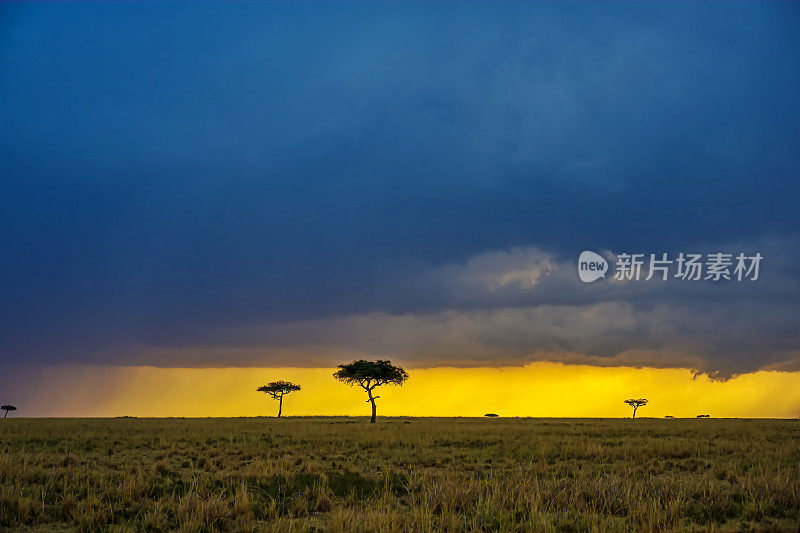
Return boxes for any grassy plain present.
[0,417,798,531]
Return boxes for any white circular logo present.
[578,251,608,283]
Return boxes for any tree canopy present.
[333,359,409,389]
[624,398,648,408]
[257,381,301,398]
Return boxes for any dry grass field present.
[0,417,798,532]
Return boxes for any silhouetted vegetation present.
[484,413,499,418]
[257,381,301,417]
[333,359,408,423]
[1,405,16,418]
[624,398,648,418]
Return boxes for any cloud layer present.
[1,3,799,378]
[76,239,800,379]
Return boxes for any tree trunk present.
[632,406,637,419]
[367,390,377,423]
[278,395,283,418]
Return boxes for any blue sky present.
[1,2,799,377]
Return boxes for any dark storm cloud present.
[107,237,800,379]
[1,2,799,376]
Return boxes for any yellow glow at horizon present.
[21,363,800,418]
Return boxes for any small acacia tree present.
[1,405,17,418]
[624,398,648,419]
[333,359,408,423]
[257,381,301,417]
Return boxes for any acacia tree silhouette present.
[333,359,408,423]
[624,398,648,418]
[1,405,17,418]
[257,381,301,417]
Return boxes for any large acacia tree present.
[624,398,648,419]
[257,381,301,417]
[333,359,408,423]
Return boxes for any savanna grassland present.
[0,417,799,532]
